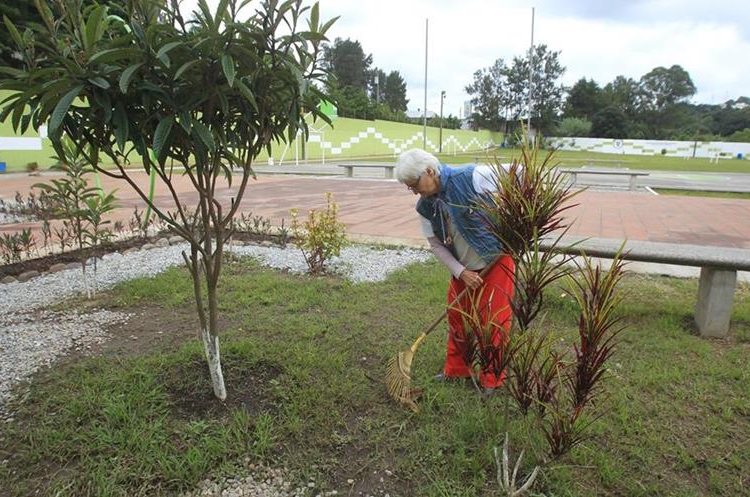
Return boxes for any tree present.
[322,38,372,90]
[527,45,566,133]
[506,45,566,134]
[638,65,696,112]
[1,0,334,400]
[465,59,508,131]
[563,78,604,119]
[712,106,750,136]
[603,75,640,116]
[590,106,628,138]
[554,117,591,137]
[329,85,375,120]
[383,70,408,112]
[368,67,386,103]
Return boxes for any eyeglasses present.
[405,174,423,193]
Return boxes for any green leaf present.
[119,62,143,93]
[156,41,182,59]
[214,0,230,28]
[191,121,215,153]
[49,85,83,133]
[113,103,129,150]
[3,15,23,49]
[0,67,25,78]
[310,2,319,30]
[12,96,27,132]
[153,116,174,160]
[36,0,56,32]
[221,54,236,87]
[197,0,214,26]
[235,79,259,112]
[88,77,110,89]
[173,60,199,81]
[319,16,339,36]
[158,52,171,69]
[177,111,192,133]
[85,5,108,51]
[89,48,139,64]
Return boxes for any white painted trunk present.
[81,264,91,299]
[201,326,227,401]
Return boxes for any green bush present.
[554,117,592,137]
[291,192,348,274]
[726,128,750,143]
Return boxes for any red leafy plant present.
[454,137,629,490]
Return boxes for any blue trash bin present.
[0,162,6,173]
[737,153,744,160]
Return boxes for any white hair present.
[395,149,440,183]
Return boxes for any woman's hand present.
[459,269,483,290]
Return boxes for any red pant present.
[444,255,515,388]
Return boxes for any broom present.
[385,256,501,412]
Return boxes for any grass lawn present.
[438,149,750,173]
[652,188,750,200]
[1,256,749,496]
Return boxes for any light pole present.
[439,90,446,153]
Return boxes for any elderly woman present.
[395,148,515,392]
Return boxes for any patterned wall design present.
[307,127,494,156]
[548,137,749,159]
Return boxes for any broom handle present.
[420,254,503,339]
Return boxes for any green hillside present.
[0,91,499,171]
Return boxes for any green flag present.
[317,100,337,120]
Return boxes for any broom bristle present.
[385,351,419,412]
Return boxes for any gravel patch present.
[0,212,29,225]
[1,244,191,315]
[229,244,432,283]
[0,308,130,422]
[182,462,317,497]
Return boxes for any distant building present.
[463,101,473,120]
[405,109,437,119]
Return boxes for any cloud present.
[181,0,750,113]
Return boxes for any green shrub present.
[554,117,592,137]
[291,192,348,274]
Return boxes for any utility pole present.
[527,7,535,140]
[439,90,446,153]
[423,18,428,149]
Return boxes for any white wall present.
[547,137,750,159]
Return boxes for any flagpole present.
[423,18,428,149]
[527,7,535,136]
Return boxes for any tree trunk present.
[201,326,227,401]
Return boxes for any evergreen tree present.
[383,70,408,112]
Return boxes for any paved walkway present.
[2,169,750,251]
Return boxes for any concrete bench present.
[337,163,396,179]
[539,236,750,338]
[559,168,650,191]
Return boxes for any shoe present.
[434,372,472,383]
[481,387,497,398]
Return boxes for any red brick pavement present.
[2,172,750,249]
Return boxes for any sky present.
[181,0,750,117]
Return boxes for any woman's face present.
[404,167,440,198]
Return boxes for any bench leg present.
[629,175,637,190]
[385,168,394,179]
[694,267,737,338]
[569,172,577,185]
[344,166,353,178]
